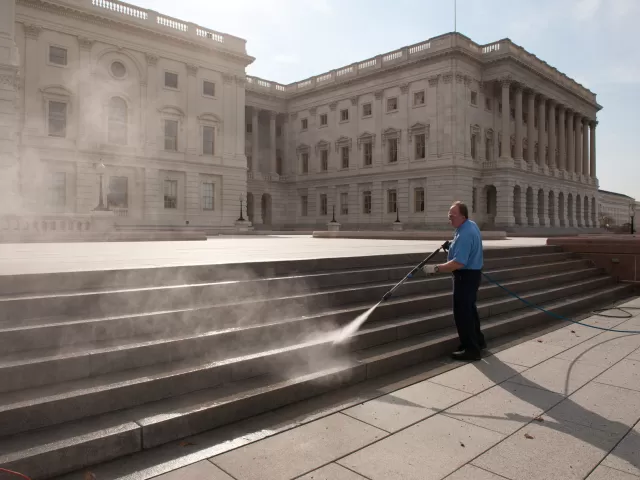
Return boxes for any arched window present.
[108,97,127,145]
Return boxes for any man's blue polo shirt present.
[447,219,483,270]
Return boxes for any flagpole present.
[454,0,457,32]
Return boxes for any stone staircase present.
[0,245,634,479]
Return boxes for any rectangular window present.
[203,126,215,155]
[202,182,214,210]
[107,176,128,208]
[363,142,373,166]
[48,101,67,137]
[246,123,252,133]
[49,172,66,208]
[388,138,398,163]
[340,109,349,122]
[247,155,252,171]
[362,103,372,117]
[413,91,425,106]
[203,81,215,97]
[49,46,67,66]
[341,147,350,169]
[471,133,477,160]
[363,191,372,214]
[301,195,308,216]
[276,156,282,175]
[301,153,309,173]
[387,189,397,213]
[321,150,328,171]
[485,97,492,110]
[387,97,398,112]
[414,187,425,213]
[471,91,478,106]
[165,72,178,89]
[164,120,178,151]
[415,134,426,159]
[320,194,328,216]
[164,180,178,209]
[320,113,328,126]
[340,192,348,215]
[301,118,308,130]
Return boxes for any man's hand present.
[422,264,439,276]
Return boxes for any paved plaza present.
[0,235,547,275]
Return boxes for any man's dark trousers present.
[452,269,485,353]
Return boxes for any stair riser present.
[0,246,563,295]
[0,255,579,323]
[0,271,605,394]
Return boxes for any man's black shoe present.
[451,349,482,361]
[457,342,487,351]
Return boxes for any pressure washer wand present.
[381,240,450,302]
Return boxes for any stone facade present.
[598,190,635,228]
[0,0,634,233]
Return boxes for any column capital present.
[268,110,278,120]
[498,75,514,87]
[290,112,298,120]
[350,96,358,106]
[428,74,440,87]
[145,53,158,66]
[77,36,95,50]
[24,24,42,40]
[547,98,557,107]
[188,64,199,77]
[309,107,317,116]
[235,75,246,86]
[329,102,337,111]
[374,90,384,100]
[589,119,598,128]
[400,83,409,94]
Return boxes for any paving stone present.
[297,463,368,480]
[602,423,640,476]
[546,382,640,435]
[428,357,527,395]
[555,332,640,367]
[586,465,640,480]
[507,357,608,396]
[534,324,600,349]
[444,464,510,480]
[473,415,621,480]
[209,413,386,480]
[493,340,567,367]
[628,348,640,362]
[596,359,640,392]
[152,460,234,479]
[338,414,504,480]
[444,382,562,435]
[343,379,471,432]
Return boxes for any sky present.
[130,0,639,200]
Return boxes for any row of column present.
[249,107,283,175]
[500,80,597,179]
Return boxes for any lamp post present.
[631,203,636,235]
[237,194,245,222]
[93,162,109,211]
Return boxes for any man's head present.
[448,201,468,228]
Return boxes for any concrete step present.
[0,258,591,354]
[0,266,602,394]
[0,251,576,323]
[0,269,611,435]
[0,246,563,296]
[0,282,632,480]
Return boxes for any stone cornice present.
[16,0,254,65]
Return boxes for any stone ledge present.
[312,230,508,240]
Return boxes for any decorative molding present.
[485,128,494,140]
[268,110,278,119]
[77,37,95,50]
[235,75,246,86]
[187,64,199,77]
[350,96,358,106]
[222,73,233,84]
[0,74,18,88]
[499,75,513,87]
[145,53,158,67]
[428,74,440,87]
[329,102,337,111]
[400,84,409,94]
[290,112,298,120]
[408,122,429,142]
[374,90,383,100]
[357,131,376,150]
[470,124,481,135]
[335,135,352,152]
[381,127,401,146]
[296,143,310,153]
[442,73,453,84]
[464,75,472,86]
[455,74,465,84]
[309,107,317,116]
[23,24,42,39]
[315,139,330,153]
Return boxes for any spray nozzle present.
[382,291,392,302]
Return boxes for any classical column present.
[282,115,290,176]
[235,76,246,163]
[558,105,566,171]
[0,0,20,214]
[500,78,511,159]
[575,115,582,176]
[23,24,42,134]
[589,121,597,179]
[582,118,589,179]
[269,111,277,175]
[527,90,535,164]
[514,85,523,160]
[547,101,556,169]
[77,37,94,146]
[495,181,515,227]
[186,64,198,155]
[538,96,546,166]
[145,54,158,151]
[567,111,575,174]
[251,108,259,173]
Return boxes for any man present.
[423,201,485,361]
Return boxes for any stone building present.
[598,190,635,229]
[0,0,625,235]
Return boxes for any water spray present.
[333,241,450,345]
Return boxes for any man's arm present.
[425,234,472,274]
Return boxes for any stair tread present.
[0,281,629,462]
[0,268,603,367]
